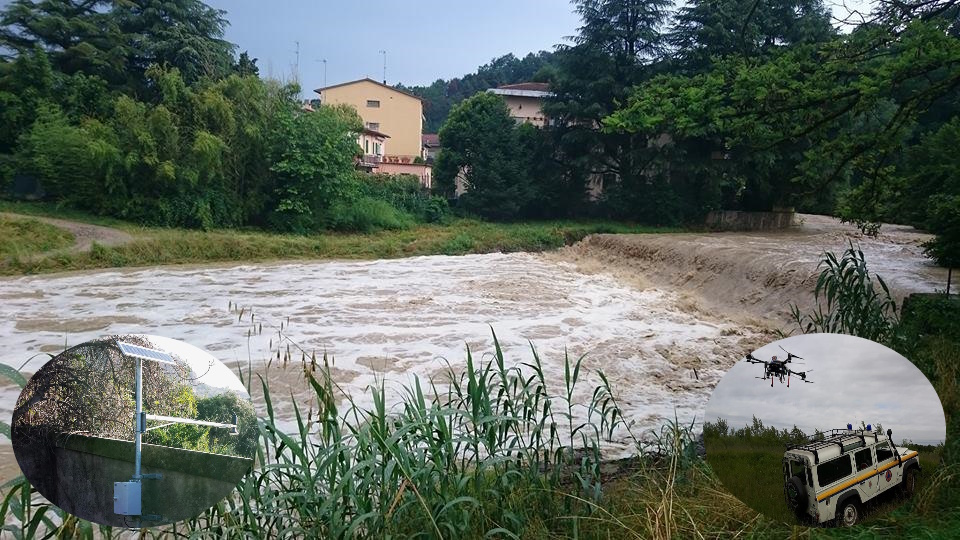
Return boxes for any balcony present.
[359,154,382,167]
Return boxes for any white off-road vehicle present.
[782,425,921,527]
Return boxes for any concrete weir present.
[16,434,252,527]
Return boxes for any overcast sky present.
[143,334,249,396]
[706,334,946,446]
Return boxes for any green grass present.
[0,215,74,258]
[0,200,137,230]
[0,201,679,276]
[705,440,798,525]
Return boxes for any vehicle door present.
[874,441,899,494]
[816,454,855,509]
[853,448,879,500]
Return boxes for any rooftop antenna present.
[379,49,387,84]
[113,341,238,524]
[292,40,300,82]
[315,58,327,88]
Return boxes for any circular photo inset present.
[11,335,255,527]
[704,333,945,528]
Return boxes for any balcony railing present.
[359,154,382,166]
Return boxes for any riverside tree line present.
[427,0,959,270]
[0,0,957,268]
[0,0,446,233]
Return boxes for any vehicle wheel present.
[785,475,805,510]
[903,468,919,498]
[838,500,860,527]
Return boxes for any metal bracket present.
[141,473,163,480]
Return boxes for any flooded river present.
[0,216,945,480]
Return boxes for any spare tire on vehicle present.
[785,474,806,511]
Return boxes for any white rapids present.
[0,252,763,466]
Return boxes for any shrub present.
[790,242,899,342]
[325,197,413,233]
[356,173,448,223]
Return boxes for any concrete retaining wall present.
[705,210,796,231]
[45,434,252,527]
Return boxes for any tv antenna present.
[315,58,327,87]
[379,49,387,83]
[292,40,301,81]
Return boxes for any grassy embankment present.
[0,201,679,276]
[0,215,74,259]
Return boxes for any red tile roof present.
[422,134,440,147]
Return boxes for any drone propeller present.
[779,345,804,361]
[745,353,765,365]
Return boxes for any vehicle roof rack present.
[785,427,882,464]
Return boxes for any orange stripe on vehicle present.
[816,451,918,502]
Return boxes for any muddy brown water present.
[0,215,944,484]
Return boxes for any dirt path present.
[1,212,133,253]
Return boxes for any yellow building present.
[315,78,424,159]
[486,82,552,127]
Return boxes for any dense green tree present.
[435,93,532,219]
[515,123,580,218]
[670,0,835,73]
[114,0,235,90]
[544,0,685,223]
[233,50,259,77]
[0,0,234,95]
[0,46,55,153]
[268,101,363,232]
[606,19,960,214]
[195,391,257,458]
[0,0,128,85]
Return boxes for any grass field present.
[0,215,74,259]
[0,201,680,276]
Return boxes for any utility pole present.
[379,49,387,84]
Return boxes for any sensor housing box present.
[114,481,141,515]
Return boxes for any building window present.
[366,100,380,108]
[374,142,381,155]
[365,139,369,153]
[366,122,380,130]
